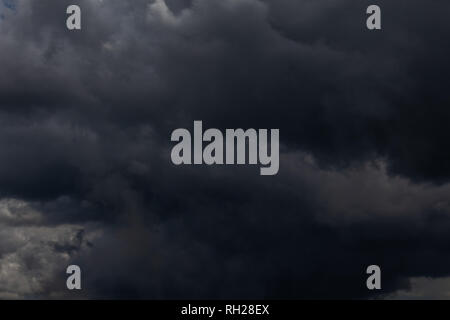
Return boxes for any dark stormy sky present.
[0,0,450,299]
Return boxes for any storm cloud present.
[0,0,450,299]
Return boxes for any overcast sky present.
[1,0,450,299]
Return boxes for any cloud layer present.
[0,0,450,298]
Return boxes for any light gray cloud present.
[0,198,100,298]
[387,277,450,300]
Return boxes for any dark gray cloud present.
[0,0,450,299]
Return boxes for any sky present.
[0,0,450,299]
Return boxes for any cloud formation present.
[0,0,450,299]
